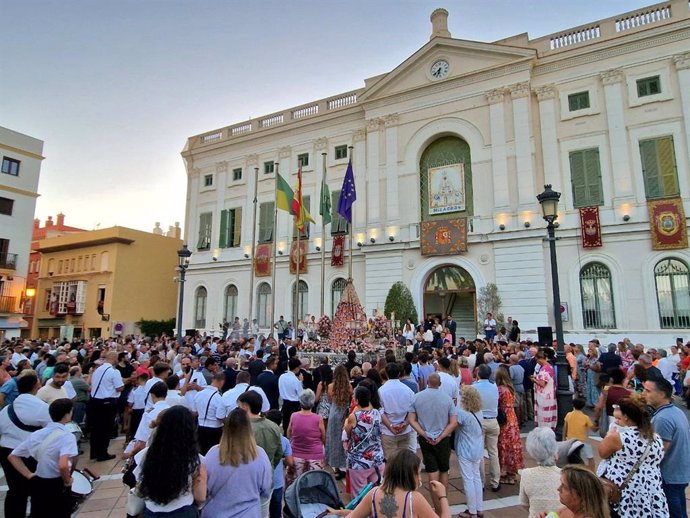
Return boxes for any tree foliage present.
[136,317,176,338]
[384,281,418,325]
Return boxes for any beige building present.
[32,226,182,339]
[181,1,690,346]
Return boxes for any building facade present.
[0,127,44,340]
[31,227,182,339]
[181,1,690,346]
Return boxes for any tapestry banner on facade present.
[420,218,467,256]
[579,206,602,248]
[289,240,308,274]
[254,244,272,277]
[331,235,345,267]
[648,197,688,250]
[427,163,465,215]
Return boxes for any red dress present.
[497,385,523,475]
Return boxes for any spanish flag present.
[276,173,294,214]
[292,166,316,231]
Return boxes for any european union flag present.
[337,158,356,224]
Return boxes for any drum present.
[66,421,83,442]
[70,469,97,512]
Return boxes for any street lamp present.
[176,244,192,345]
[537,184,573,439]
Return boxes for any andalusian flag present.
[276,173,294,214]
[292,166,316,231]
[320,170,331,226]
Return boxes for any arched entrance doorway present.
[423,265,476,341]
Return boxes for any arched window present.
[292,280,308,324]
[257,283,272,328]
[654,258,690,328]
[223,285,238,324]
[579,263,616,329]
[331,278,347,317]
[194,287,207,329]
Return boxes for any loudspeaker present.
[537,326,553,348]
[185,328,197,338]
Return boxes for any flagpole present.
[248,166,259,327]
[270,163,279,340]
[348,146,354,281]
[320,152,327,317]
[295,160,302,328]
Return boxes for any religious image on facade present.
[428,163,465,215]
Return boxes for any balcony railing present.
[0,296,17,313]
[0,253,17,270]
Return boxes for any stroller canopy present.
[285,470,344,518]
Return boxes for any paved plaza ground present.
[1,404,688,517]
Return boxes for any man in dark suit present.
[256,356,280,409]
[445,315,457,347]
[247,349,266,385]
[221,357,238,392]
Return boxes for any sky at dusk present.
[2,0,653,236]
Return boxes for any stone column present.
[213,161,228,250]
[314,137,329,240]
[188,168,200,248]
[384,113,400,222]
[601,69,634,202]
[244,154,258,248]
[366,118,382,224]
[352,129,367,229]
[674,53,690,166]
[509,82,536,208]
[487,88,510,209]
[535,85,562,191]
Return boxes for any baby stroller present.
[285,470,345,518]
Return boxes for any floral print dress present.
[497,385,523,476]
[347,409,385,471]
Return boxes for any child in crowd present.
[265,409,294,518]
[563,398,597,470]
[126,373,149,442]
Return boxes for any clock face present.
[430,59,450,79]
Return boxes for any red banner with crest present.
[254,244,272,277]
[420,218,467,256]
[289,240,307,274]
[579,207,602,248]
[331,235,345,267]
[648,198,688,250]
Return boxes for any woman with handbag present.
[597,396,668,518]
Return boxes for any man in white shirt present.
[180,357,207,408]
[10,344,28,370]
[37,362,70,404]
[217,371,270,419]
[142,362,172,411]
[278,358,303,434]
[194,372,225,454]
[164,375,188,409]
[123,381,170,461]
[0,373,51,518]
[88,351,124,461]
[9,398,79,518]
[378,363,416,461]
[437,357,461,408]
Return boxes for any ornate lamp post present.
[176,244,192,345]
[536,184,573,439]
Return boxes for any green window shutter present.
[219,210,228,248]
[640,139,662,199]
[657,137,679,197]
[569,150,587,207]
[232,208,242,247]
[197,212,212,250]
[331,190,347,234]
[584,149,603,206]
[259,202,274,242]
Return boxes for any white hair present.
[526,427,558,466]
[298,389,316,410]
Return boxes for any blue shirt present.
[0,378,19,406]
[455,409,484,462]
[651,403,690,484]
[473,379,498,419]
[274,436,292,489]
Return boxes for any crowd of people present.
[0,325,687,518]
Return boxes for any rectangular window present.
[219,208,242,248]
[258,202,275,243]
[569,148,603,208]
[330,190,349,234]
[637,75,661,97]
[640,136,679,200]
[97,286,106,314]
[232,168,242,181]
[1,157,20,176]
[568,91,590,112]
[294,195,311,239]
[53,280,86,314]
[0,197,13,215]
[264,161,275,174]
[203,174,213,187]
[44,289,52,311]
[297,153,309,167]
[334,145,348,160]
[197,212,212,250]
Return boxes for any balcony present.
[0,253,17,270]
[0,296,17,313]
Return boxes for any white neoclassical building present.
[181,1,690,346]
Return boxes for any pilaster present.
[384,114,400,222]
[509,82,536,209]
[366,118,382,224]
[535,85,562,192]
[487,89,509,209]
[674,53,690,167]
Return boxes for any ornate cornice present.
[601,69,624,85]
[486,88,505,104]
[246,154,258,166]
[673,52,690,71]
[215,161,228,173]
[383,113,400,127]
[509,81,531,99]
[278,146,292,159]
[534,85,557,101]
[313,137,328,150]
[353,128,366,142]
[367,118,383,130]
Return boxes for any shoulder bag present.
[600,436,653,504]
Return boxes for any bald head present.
[427,372,441,388]
[106,351,118,364]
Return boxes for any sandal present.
[458,512,477,518]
